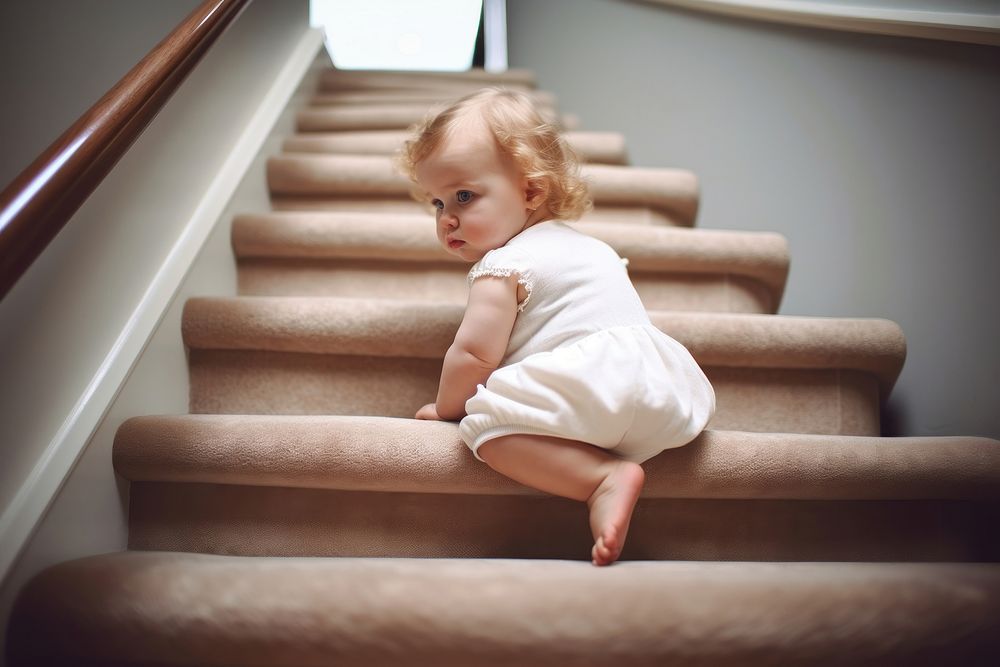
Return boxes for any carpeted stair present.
[181,296,904,435]
[10,554,1000,666]
[284,129,628,164]
[8,67,1000,665]
[268,153,698,225]
[111,415,1000,562]
[232,213,789,312]
[310,87,559,107]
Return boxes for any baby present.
[400,88,715,566]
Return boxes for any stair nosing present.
[113,415,1000,501]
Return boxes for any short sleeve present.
[468,245,535,312]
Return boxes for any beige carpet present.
[283,129,628,164]
[10,553,1000,666]
[232,212,789,312]
[8,66,1000,665]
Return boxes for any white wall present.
[0,0,317,652]
[507,0,1000,440]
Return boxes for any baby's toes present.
[601,525,620,557]
[591,537,611,566]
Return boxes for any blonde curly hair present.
[398,88,591,221]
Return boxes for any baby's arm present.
[424,274,519,421]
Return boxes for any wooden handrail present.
[0,0,252,301]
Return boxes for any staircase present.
[7,66,1000,665]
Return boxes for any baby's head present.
[399,88,591,261]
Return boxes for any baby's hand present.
[415,403,443,421]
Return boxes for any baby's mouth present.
[447,238,465,249]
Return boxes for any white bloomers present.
[459,324,716,463]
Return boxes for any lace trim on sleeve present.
[467,267,534,312]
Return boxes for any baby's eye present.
[431,199,444,210]
[456,190,475,204]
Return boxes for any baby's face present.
[415,122,534,262]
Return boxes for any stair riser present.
[127,482,1000,562]
[236,259,779,313]
[188,350,880,436]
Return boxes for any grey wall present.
[508,0,1000,439]
[0,0,202,188]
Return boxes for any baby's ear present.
[524,179,549,210]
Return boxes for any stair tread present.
[296,104,571,131]
[283,129,628,164]
[10,552,1000,665]
[320,67,537,92]
[113,415,1000,500]
[309,88,558,107]
[180,296,905,392]
[266,154,700,226]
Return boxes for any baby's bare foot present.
[587,461,645,566]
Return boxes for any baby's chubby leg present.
[477,435,645,566]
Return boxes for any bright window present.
[311,0,484,71]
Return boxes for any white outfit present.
[459,221,715,463]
